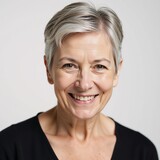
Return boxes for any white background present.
[0,0,159,156]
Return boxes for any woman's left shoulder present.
[114,121,159,159]
[115,121,153,144]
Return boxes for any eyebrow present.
[58,57,111,64]
[93,58,111,64]
[58,57,77,63]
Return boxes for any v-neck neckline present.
[35,114,119,160]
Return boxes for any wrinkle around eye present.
[61,63,79,72]
[92,64,108,73]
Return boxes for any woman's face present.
[47,32,120,120]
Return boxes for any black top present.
[0,114,158,160]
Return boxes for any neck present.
[54,106,103,142]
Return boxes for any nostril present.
[74,80,80,87]
[74,78,94,90]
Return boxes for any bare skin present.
[40,31,122,159]
[39,108,116,160]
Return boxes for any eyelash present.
[93,64,107,70]
[61,63,108,72]
[62,63,78,70]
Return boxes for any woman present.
[0,2,158,160]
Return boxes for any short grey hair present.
[44,2,123,73]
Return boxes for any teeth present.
[72,94,94,101]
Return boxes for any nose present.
[75,69,94,91]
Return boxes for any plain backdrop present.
[0,0,159,156]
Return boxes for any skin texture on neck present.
[56,106,105,141]
[39,107,115,143]
[38,107,116,160]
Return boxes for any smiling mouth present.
[68,93,99,102]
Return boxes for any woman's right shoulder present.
[0,115,39,145]
[0,115,41,160]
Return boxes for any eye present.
[62,63,78,71]
[93,64,107,72]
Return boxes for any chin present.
[72,109,100,120]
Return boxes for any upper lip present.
[68,93,99,97]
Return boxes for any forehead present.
[62,31,112,50]
[56,31,113,61]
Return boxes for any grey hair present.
[44,2,123,73]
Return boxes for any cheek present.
[94,74,115,91]
[53,71,76,90]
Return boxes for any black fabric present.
[0,114,158,160]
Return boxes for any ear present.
[44,55,54,84]
[113,59,123,87]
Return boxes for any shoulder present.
[114,121,159,159]
[0,115,39,148]
[0,114,55,160]
[115,121,154,146]
[0,115,42,159]
[1,115,38,135]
